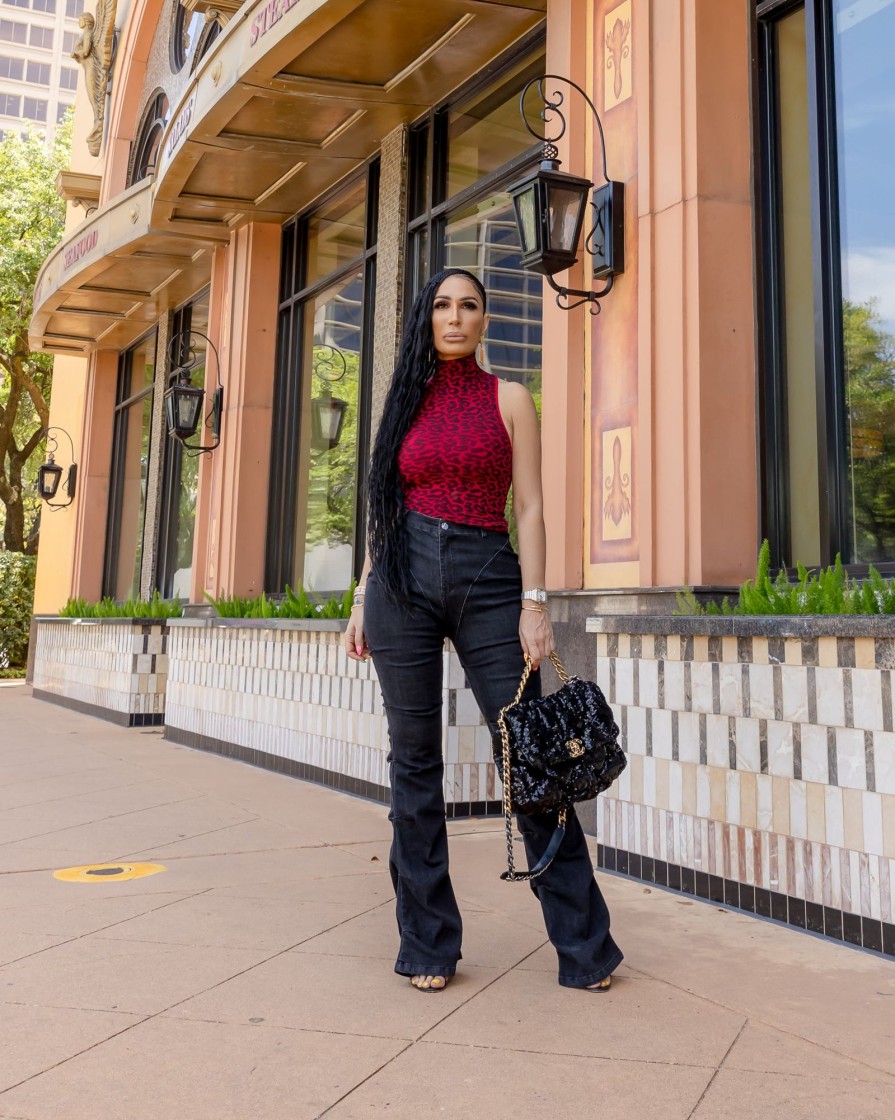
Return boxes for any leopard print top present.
[398,353,513,532]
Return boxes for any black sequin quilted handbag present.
[496,652,626,882]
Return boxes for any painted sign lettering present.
[249,0,304,46]
[63,229,98,271]
[166,96,195,159]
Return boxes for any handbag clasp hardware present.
[566,737,585,758]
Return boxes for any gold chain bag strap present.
[496,651,625,883]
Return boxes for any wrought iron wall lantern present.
[509,74,625,313]
[310,345,349,451]
[37,427,78,509]
[164,330,224,455]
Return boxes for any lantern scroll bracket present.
[510,74,625,315]
[164,330,224,456]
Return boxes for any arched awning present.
[30,181,224,355]
[151,0,545,232]
[31,0,545,354]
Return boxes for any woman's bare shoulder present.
[496,378,534,406]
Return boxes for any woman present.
[344,268,622,993]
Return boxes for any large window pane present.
[158,294,209,598]
[113,393,153,600]
[444,193,542,394]
[305,180,366,288]
[446,51,544,200]
[833,0,895,563]
[776,7,821,566]
[294,271,364,593]
[107,334,156,600]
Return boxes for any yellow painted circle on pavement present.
[53,862,166,883]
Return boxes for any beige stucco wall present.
[31,1,111,614]
[541,0,758,593]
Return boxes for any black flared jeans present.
[363,511,623,987]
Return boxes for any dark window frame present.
[756,0,889,574]
[128,89,169,186]
[265,161,380,593]
[102,329,158,599]
[190,18,220,72]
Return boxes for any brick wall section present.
[370,124,409,438]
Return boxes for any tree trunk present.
[3,458,25,552]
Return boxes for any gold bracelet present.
[520,603,547,613]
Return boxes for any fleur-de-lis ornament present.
[605,16,631,103]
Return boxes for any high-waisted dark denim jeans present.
[364,511,623,988]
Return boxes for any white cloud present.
[843,246,895,333]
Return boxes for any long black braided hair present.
[366,267,488,602]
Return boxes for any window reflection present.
[306,181,366,289]
[446,52,544,199]
[295,271,363,593]
[444,193,542,393]
[776,7,821,566]
[109,334,156,600]
[158,294,209,598]
[834,0,895,562]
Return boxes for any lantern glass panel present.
[178,390,202,434]
[311,395,347,447]
[513,182,539,256]
[546,182,588,255]
[38,461,62,499]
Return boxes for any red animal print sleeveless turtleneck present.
[398,353,513,532]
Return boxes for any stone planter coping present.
[586,613,895,638]
[33,616,175,625]
[168,617,347,632]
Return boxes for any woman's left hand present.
[519,608,555,670]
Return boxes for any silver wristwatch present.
[521,587,548,605]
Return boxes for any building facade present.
[30,0,895,956]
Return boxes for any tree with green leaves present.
[843,298,895,563]
[0,119,72,554]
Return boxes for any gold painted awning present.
[30,182,221,354]
[152,0,545,232]
[32,0,545,354]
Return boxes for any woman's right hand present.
[344,605,370,661]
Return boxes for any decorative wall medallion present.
[602,425,633,541]
[604,0,632,111]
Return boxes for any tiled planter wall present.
[164,619,501,816]
[32,618,169,727]
[588,615,895,957]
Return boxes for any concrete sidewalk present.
[0,685,893,1120]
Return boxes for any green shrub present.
[0,552,37,669]
[677,540,895,616]
[58,590,183,619]
[207,583,355,620]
